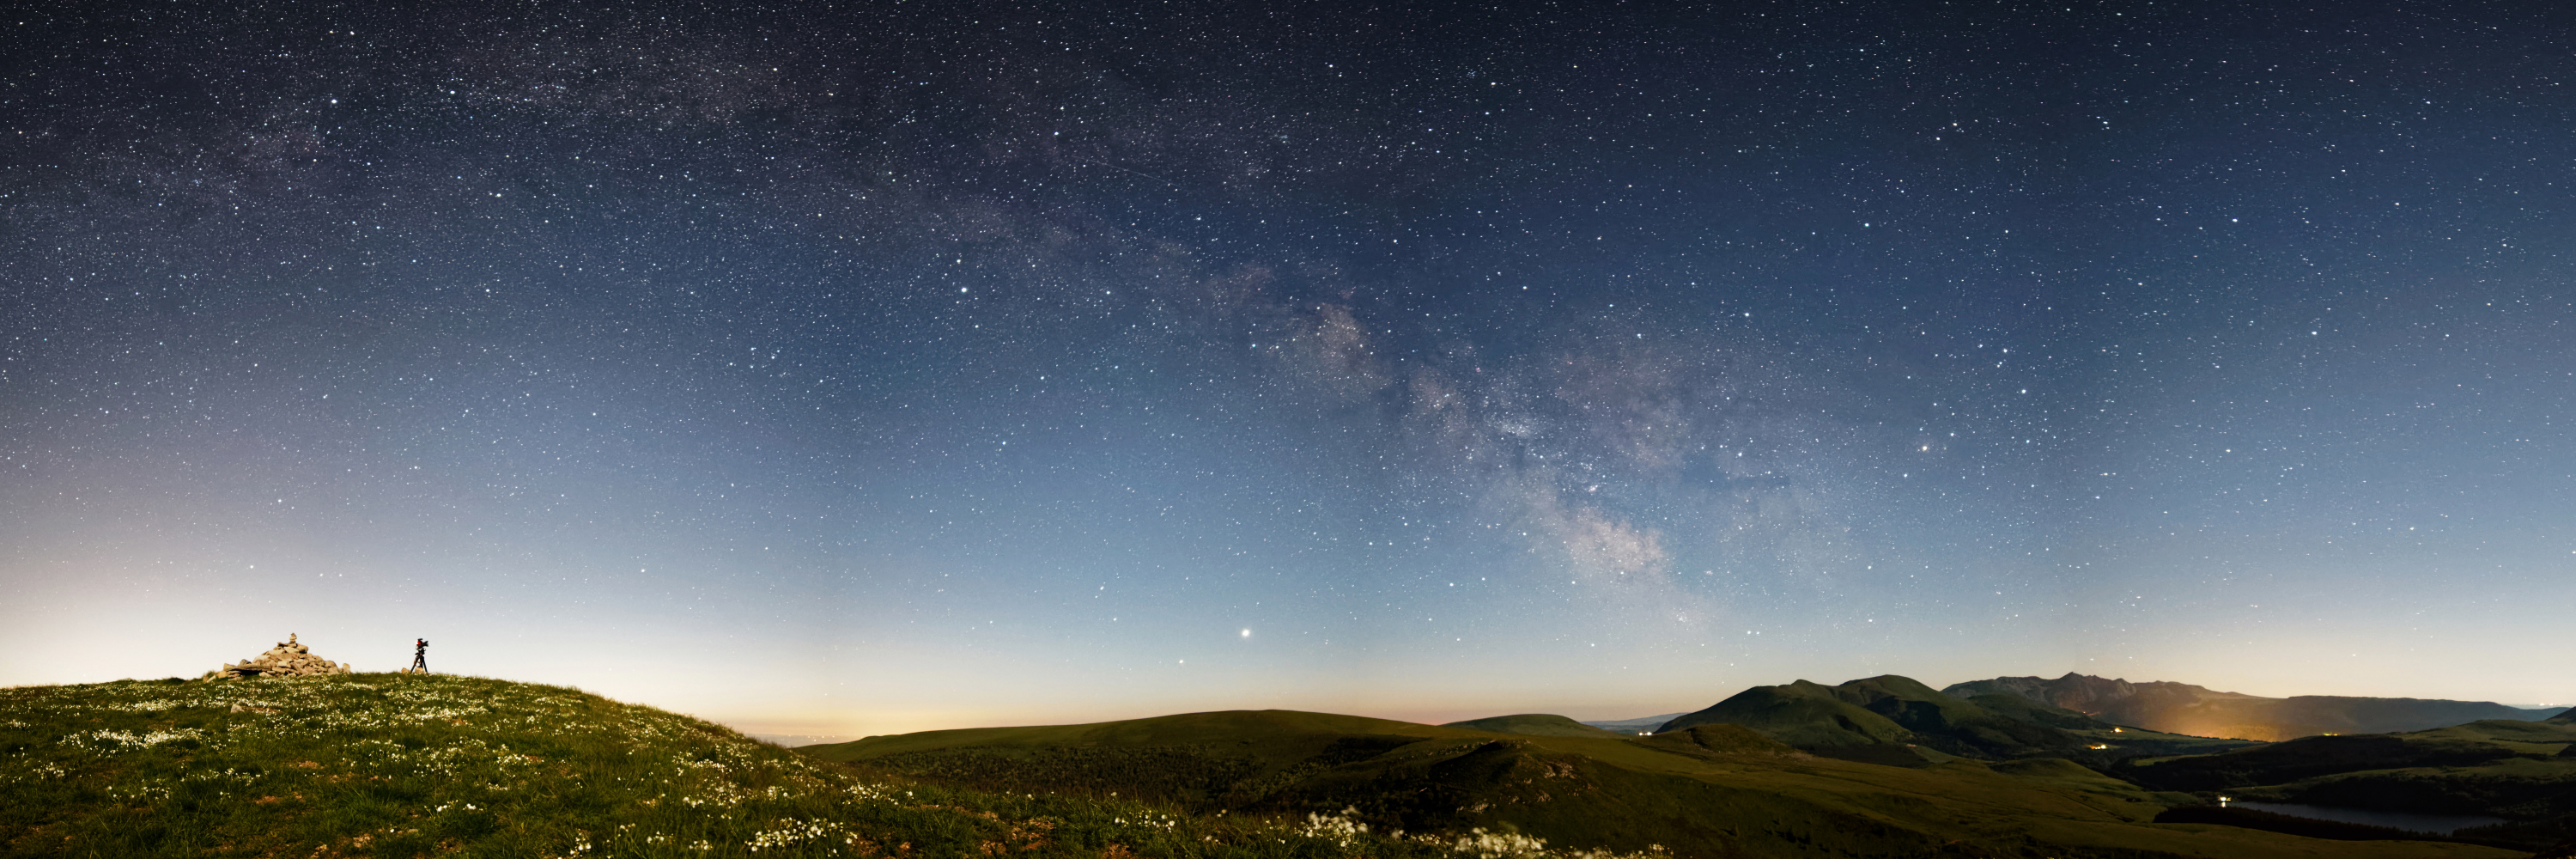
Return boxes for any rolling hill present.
[799,708,2514,857]
[1947,673,2561,741]
[1578,712,1687,734]
[0,675,1614,859]
[2119,716,2576,850]
[1652,674,2256,764]
[10,670,2555,857]
[1652,679,1913,747]
[1439,714,1626,738]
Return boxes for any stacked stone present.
[204,633,354,680]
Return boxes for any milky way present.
[6,2,2572,735]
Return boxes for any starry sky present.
[6,1,2573,739]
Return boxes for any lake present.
[2227,801,2506,836]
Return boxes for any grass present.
[807,713,2525,858]
[0,675,1662,859]
[1435,716,1623,740]
[2120,717,2576,850]
[3,675,2538,858]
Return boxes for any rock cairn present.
[204,633,354,680]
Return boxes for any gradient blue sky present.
[5,0,2572,739]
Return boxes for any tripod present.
[410,638,429,673]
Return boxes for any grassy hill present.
[0,675,1645,859]
[5,673,2540,857]
[2121,716,2576,850]
[1653,679,1914,747]
[1440,715,1627,738]
[804,709,2520,858]
[1948,673,2563,741]
[1651,675,2257,765]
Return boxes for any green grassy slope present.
[808,710,2520,858]
[1947,674,2563,741]
[1439,715,1626,738]
[2124,734,2544,790]
[1821,675,2103,758]
[2121,718,2576,850]
[2406,720,2576,754]
[816,710,1446,759]
[1649,675,2224,762]
[0,676,1645,859]
[1652,680,1913,747]
[13,673,2529,858]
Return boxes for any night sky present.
[6,1,2572,740]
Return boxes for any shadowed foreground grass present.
[0,674,1649,859]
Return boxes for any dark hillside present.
[1959,692,2111,730]
[1948,673,2559,740]
[9,673,2526,857]
[1628,724,1807,759]
[1652,680,1913,748]
[804,707,2524,858]
[1815,675,2097,758]
[1656,675,2099,759]
[2124,734,2537,791]
[0,677,1598,859]
[1439,714,1625,738]
[2116,718,2576,850]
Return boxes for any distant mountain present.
[1656,679,1915,746]
[1578,712,1687,734]
[1650,674,2257,765]
[1946,673,2561,740]
[1655,675,2129,761]
[1441,714,1625,737]
[2553,707,2576,726]
[795,708,2447,857]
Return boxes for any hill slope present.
[1650,674,2252,763]
[805,708,2517,858]
[11,673,2528,857]
[0,676,1618,859]
[2120,717,2576,849]
[1652,679,1915,747]
[1949,673,2559,740]
[1440,714,1625,738]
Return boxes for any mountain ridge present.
[1947,672,2559,740]
[1642,674,2236,765]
